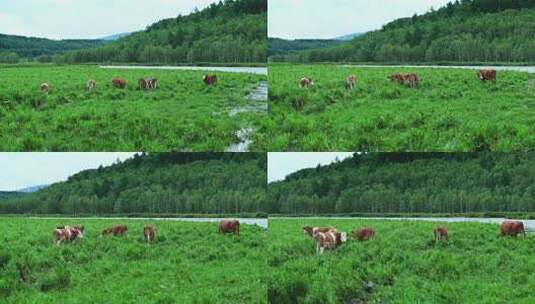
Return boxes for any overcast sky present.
[269,0,453,39]
[268,153,354,183]
[0,0,219,40]
[0,153,136,191]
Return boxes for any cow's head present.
[340,232,347,243]
[303,226,313,236]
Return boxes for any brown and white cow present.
[389,73,419,88]
[303,226,337,238]
[147,77,158,89]
[138,78,150,90]
[500,221,525,238]
[203,74,218,86]
[112,78,127,89]
[477,69,497,82]
[143,225,156,244]
[86,79,96,91]
[313,230,347,255]
[139,77,159,90]
[346,75,357,90]
[353,228,375,241]
[219,220,240,236]
[299,77,314,88]
[40,83,50,94]
[433,226,449,241]
[57,225,85,234]
[53,226,84,246]
[102,225,128,237]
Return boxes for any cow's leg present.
[319,247,324,255]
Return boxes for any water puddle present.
[225,127,254,153]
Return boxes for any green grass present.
[0,65,266,151]
[266,64,535,151]
[268,219,535,304]
[0,218,267,303]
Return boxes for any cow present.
[112,78,127,89]
[143,225,156,244]
[433,226,449,242]
[102,225,128,237]
[219,220,240,236]
[86,79,96,91]
[299,77,314,88]
[346,75,357,90]
[139,77,159,90]
[353,228,375,241]
[57,225,85,235]
[147,77,158,89]
[303,226,337,238]
[40,83,50,94]
[138,78,150,90]
[203,74,218,86]
[53,226,84,246]
[500,221,526,238]
[313,230,347,255]
[477,69,497,82]
[389,73,419,88]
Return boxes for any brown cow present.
[203,74,218,86]
[53,226,84,246]
[219,220,240,236]
[102,225,128,237]
[299,77,314,88]
[477,69,497,82]
[143,225,156,244]
[433,226,449,242]
[313,230,347,255]
[40,83,50,94]
[346,75,357,90]
[303,226,337,237]
[112,78,127,89]
[86,79,96,91]
[500,221,525,238]
[389,73,419,88]
[353,228,375,241]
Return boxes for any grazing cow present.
[433,226,449,242]
[500,221,526,238]
[219,220,240,236]
[143,225,156,244]
[299,77,314,88]
[86,79,96,91]
[353,228,375,241]
[148,77,158,89]
[389,73,419,88]
[138,78,150,90]
[477,69,497,82]
[346,75,357,90]
[203,74,218,86]
[57,225,85,235]
[112,78,127,89]
[53,226,84,246]
[313,230,347,255]
[40,83,50,94]
[102,225,128,237]
[303,226,337,238]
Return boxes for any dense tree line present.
[268,38,342,57]
[55,0,267,64]
[268,153,535,215]
[275,0,535,63]
[0,34,106,60]
[0,153,267,215]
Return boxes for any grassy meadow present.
[266,64,535,151]
[0,218,267,304]
[0,65,266,151]
[268,219,535,304]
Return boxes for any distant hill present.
[275,0,535,63]
[268,153,535,215]
[17,185,49,193]
[333,33,363,41]
[0,191,24,199]
[58,0,267,64]
[268,38,343,57]
[98,32,131,41]
[0,33,106,61]
[0,153,267,216]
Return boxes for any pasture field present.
[0,65,266,151]
[268,219,535,304]
[266,64,535,151]
[0,218,267,304]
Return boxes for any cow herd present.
[298,69,498,90]
[38,74,218,94]
[304,220,526,255]
[52,219,240,246]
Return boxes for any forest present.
[268,153,535,215]
[54,0,267,64]
[268,38,342,57]
[274,0,535,63]
[0,153,267,216]
[0,34,106,62]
